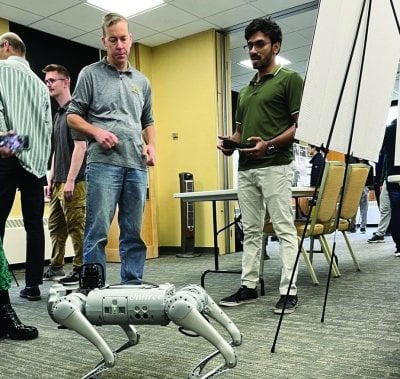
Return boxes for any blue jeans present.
[84,163,147,282]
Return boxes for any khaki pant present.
[238,164,298,295]
[47,181,86,269]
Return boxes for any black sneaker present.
[274,295,298,314]
[43,266,65,280]
[360,227,366,233]
[219,286,258,307]
[59,270,79,285]
[367,234,385,243]
[19,287,41,301]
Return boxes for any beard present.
[251,50,274,70]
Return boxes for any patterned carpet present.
[1,229,399,379]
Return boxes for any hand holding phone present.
[0,134,29,152]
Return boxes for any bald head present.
[0,32,26,58]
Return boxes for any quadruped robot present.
[47,264,242,379]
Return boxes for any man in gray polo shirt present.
[67,13,156,283]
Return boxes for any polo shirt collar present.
[249,64,282,85]
[102,56,133,73]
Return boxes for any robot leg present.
[51,293,116,368]
[166,293,237,368]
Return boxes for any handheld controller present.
[222,139,256,150]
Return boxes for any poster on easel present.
[297,0,400,163]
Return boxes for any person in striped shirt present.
[0,32,52,301]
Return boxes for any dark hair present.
[42,64,70,79]
[308,144,321,153]
[244,17,282,45]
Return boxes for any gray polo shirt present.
[67,58,154,170]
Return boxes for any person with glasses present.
[0,33,52,301]
[67,13,156,283]
[42,64,87,285]
[218,18,303,314]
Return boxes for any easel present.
[271,0,400,352]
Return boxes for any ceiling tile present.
[165,19,217,39]
[250,0,313,14]
[279,9,317,32]
[130,4,197,33]
[205,4,262,29]
[129,22,158,40]
[72,32,103,50]
[282,45,311,63]
[171,0,245,18]
[0,3,42,25]
[0,0,81,17]
[30,18,86,39]
[49,3,106,33]
[281,31,310,52]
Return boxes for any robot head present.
[79,263,105,290]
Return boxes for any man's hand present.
[240,136,268,158]
[0,145,14,158]
[217,135,238,156]
[94,129,119,150]
[143,144,155,166]
[64,180,75,202]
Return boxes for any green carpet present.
[1,229,399,378]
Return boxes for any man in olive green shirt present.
[218,18,303,314]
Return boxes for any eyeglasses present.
[44,78,65,85]
[243,40,271,52]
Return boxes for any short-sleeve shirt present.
[236,65,303,170]
[67,58,154,171]
[53,101,86,183]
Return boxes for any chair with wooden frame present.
[262,161,345,285]
[323,163,370,271]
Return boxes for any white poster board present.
[297,0,400,163]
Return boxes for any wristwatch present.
[265,141,277,155]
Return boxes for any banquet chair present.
[323,163,370,271]
[262,161,345,285]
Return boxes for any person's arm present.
[67,114,118,150]
[242,115,298,158]
[44,154,55,198]
[63,140,87,201]
[142,124,156,166]
[217,123,243,156]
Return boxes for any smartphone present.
[0,134,29,152]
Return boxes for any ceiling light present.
[86,0,165,18]
[238,56,292,70]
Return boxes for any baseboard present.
[159,246,214,255]
[9,256,74,270]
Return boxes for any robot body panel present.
[86,284,173,326]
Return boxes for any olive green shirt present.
[236,65,303,170]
